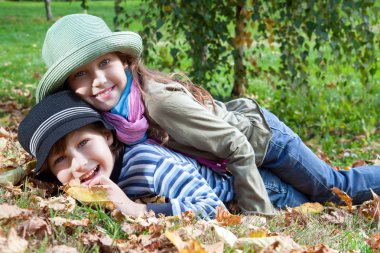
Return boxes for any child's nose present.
[71,155,88,177]
[92,70,107,87]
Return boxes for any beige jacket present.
[144,79,275,215]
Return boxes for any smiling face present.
[47,125,116,185]
[66,53,127,111]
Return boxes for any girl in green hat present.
[36,14,380,216]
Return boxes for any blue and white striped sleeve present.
[152,157,225,219]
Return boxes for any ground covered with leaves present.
[1,99,380,253]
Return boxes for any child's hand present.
[87,175,147,217]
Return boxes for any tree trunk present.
[231,0,247,97]
[44,0,53,21]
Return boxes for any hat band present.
[30,107,100,156]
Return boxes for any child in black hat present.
[18,90,312,219]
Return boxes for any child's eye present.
[74,71,86,78]
[78,139,89,148]
[99,59,110,67]
[54,156,66,165]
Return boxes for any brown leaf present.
[331,187,353,212]
[285,208,308,227]
[359,189,380,221]
[304,244,339,252]
[234,236,303,251]
[0,203,32,220]
[351,160,367,168]
[165,231,206,253]
[46,245,78,253]
[16,217,51,238]
[0,137,33,172]
[0,127,12,138]
[49,217,91,227]
[215,206,241,226]
[316,149,333,166]
[366,232,380,250]
[0,228,28,253]
[35,195,76,212]
[321,208,350,225]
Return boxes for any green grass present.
[0,3,379,251]
[0,1,141,106]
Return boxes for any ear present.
[103,130,114,146]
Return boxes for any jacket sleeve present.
[144,83,275,215]
[153,156,225,219]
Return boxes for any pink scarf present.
[103,80,149,145]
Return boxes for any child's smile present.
[47,126,115,185]
[79,165,100,185]
[67,53,127,111]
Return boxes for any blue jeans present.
[260,108,380,206]
[258,168,309,208]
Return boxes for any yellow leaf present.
[247,229,268,238]
[63,185,114,209]
[165,231,206,253]
[293,202,324,214]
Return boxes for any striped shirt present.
[115,141,235,219]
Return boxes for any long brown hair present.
[118,53,215,144]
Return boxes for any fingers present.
[87,175,112,187]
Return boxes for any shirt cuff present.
[146,203,173,216]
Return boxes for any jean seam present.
[269,137,331,195]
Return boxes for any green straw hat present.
[36,14,143,102]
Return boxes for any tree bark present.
[231,0,247,97]
[44,0,53,21]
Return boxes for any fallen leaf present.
[16,216,51,238]
[351,160,367,168]
[234,236,303,251]
[304,244,339,252]
[46,245,79,253]
[49,217,91,227]
[35,195,76,212]
[165,230,206,253]
[0,127,12,138]
[285,208,308,227]
[246,228,268,238]
[63,184,114,209]
[0,160,36,187]
[0,203,32,220]
[331,187,353,212]
[212,224,237,247]
[215,206,241,226]
[293,202,324,214]
[202,241,224,253]
[366,232,380,250]
[0,227,28,253]
[321,208,350,225]
[359,189,380,221]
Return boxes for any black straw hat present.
[18,90,113,173]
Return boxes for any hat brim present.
[35,116,114,174]
[36,32,142,102]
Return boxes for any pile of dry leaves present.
[1,104,380,252]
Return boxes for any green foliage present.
[118,0,379,140]
[121,0,236,97]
